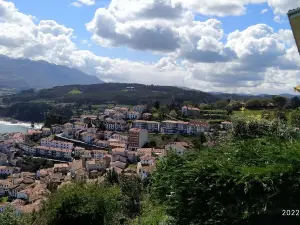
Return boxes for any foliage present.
[22,156,54,173]
[0,207,25,225]
[68,88,82,95]
[169,110,177,118]
[34,183,122,225]
[232,118,299,140]
[290,110,300,127]
[272,95,287,109]
[152,137,300,225]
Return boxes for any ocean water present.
[0,121,43,134]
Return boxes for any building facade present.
[128,128,148,151]
[132,120,160,133]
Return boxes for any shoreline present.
[0,118,44,129]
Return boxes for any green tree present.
[169,110,177,118]
[245,99,263,110]
[272,95,287,109]
[291,110,300,127]
[36,183,122,225]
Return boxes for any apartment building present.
[81,132,94,144]
[41,138,74,150]
[105,119,127,131]
[132,120,160,133]
[132,105,146,113]
[181,106,201,117]
[127,111,141,120]
[128,128,148,151]
[35,146,72,161]
[187,121,210,134]
[160,120,189,134]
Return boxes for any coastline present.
[0,117,44,129]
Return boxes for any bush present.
[35,183,122,225]
[152,138,300,225]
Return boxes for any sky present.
[0,0,300,94]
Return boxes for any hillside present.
[3,83,221,105]
[0,55,103,89]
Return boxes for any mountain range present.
[0,55,103,89]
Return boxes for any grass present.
[0,196,8,203]
[68,88,82,95]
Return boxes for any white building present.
[41,138,74,150]
[165,142,188,155]
[187,121,210,135]
[128,128,148,151]
[140,155,155,166]
[42,128,51,136]
[18,143,37,155]
[74,147,86,157]
[132,105,146,113]
[132,120,160,133]
[127,111,141,120]
[0,166,13,176]
[81,132,94,144]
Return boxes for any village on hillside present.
[0,104,233,214]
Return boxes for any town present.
[0,104,232,214]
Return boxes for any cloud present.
[261,8,268,14]
[0,0,299,94]
[273,15,284,24]
[71,0,95,7]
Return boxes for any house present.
[187,121,210,134]
[105,119,127,131]
[132,120,160,133]
[104,131,114,140]
[221,121,233,130]
[140,155,155,166]
[18,142,36,156]
[35,146,72,161]
[81,132,94,144]
[136,162,155,180]
[0,166,14,176]
[41,138,74,150]
[110,143,126,149]
[51,125,63,134]
[41,128,51,136]
[132,105,146,113]
[127,111,141,120]
[110,161,127,170]
[137,148,152,157]
[160,120,189,134]
[113,113,126,120]
[128,128,148,151]
[74,147,85,157]
[181,106,201,117]
[165,142,189,155]
[74,122,87,131]
[85,159,109,171]
[111,133,128,143]
[91,150,108,159]
[94,140,109,148]
[53,164,70,174]
[142,113,152,120]
[104,109,116,117]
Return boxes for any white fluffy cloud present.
[0,0,299,94]
[71,0,95,7]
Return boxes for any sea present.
[0,120,43,134]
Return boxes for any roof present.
[35,146,72,153]
[182,106,200,111]
[174,142,190,147]
[189,121,209,127]
[112,148,126,153]
[110,143,126,148]
[162,120,189,125]
[54,163,70,168]
[140,155,155,161]
[288,8,300,15]
[137,148,152,156]
[129,128,142,133]
[142,164,156,173]
[221,121,232,124]
[133,120,159,124]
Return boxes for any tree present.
[291,110,300,127]
[272,95,287,109]
[229,100,242,110]
[169,110,177,118]
[289,97,300,110]
[36,183,122,225]
[214,100,228,109]
[152,137,300,225]
[153,100,160,110]
[245,99,263,110]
